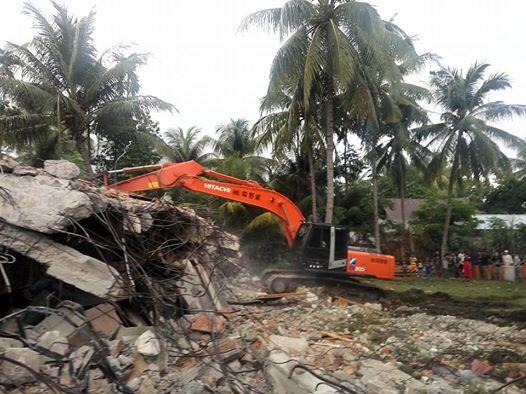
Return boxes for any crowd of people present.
[402,250,525,281]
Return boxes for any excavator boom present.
[105,161,305,246]
[105,160,395,292]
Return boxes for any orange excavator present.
[104,161,394,293]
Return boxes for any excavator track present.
[261,268,385,297]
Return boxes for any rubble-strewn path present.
[227,277,526,393]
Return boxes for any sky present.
[1,0,526,145]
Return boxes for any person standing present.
[481,251,491,280]
[492,251,501,280]
[463,255,473,280]
[513,254,522,282]
[424,257,433,279]
[502,250,515,282]
[503,250,513,266]
[433,251,443,278]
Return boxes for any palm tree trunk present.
[343,134,349,195]
[441,134,461,259]
[371,144,381,252]
[399,163,406,258]
[73,130,93,175]
[307,147,318,222]
[324,77,335,224]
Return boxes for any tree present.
[164,126,213,163]
[93,110,163,172]
[0,2,173,173]
[484,177,526,214]
[241,0,418,225]
[420,63,526,257]
[410,197,478,256]
[513,147,526,180]
[377,86,430,253]
[254,86,324,221]
[212,118,269,180]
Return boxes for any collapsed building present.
[0,157,524,394]
[0,157,256,392]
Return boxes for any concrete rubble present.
[0,158,525,393]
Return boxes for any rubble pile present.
[227,277,526,393]
[0,158,266,392]
[0,157,525,393]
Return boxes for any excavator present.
[103,160,394,293]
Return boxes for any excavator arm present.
[104,160,306,246]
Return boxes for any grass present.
[364,277,526,310]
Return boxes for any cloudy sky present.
[1,0,526,143]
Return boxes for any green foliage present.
[0,1,173,171]
[93,110,163,171]
[164,126,214,163]
[421,63,526,186]
[484,177,526,214]
[212,118,270,181]
[410,198,478,253]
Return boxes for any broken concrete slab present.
[268,335,308,356]
[0,155,19,173]
[0,174,92,232]
[28,302,92,348]
[0,173,98,233]
[135,330,160,357]
[1,348,42,384]
[12,165,42,176]
[37,330,68,357]
[0,222,125,298]
[44,160,80,179]
[0,337,23,352]
[265,351,338,393]
[117,326,153,343]
[358,359,426,393]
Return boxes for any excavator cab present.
[296,223,349,271]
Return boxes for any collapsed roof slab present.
[0,222,126,299]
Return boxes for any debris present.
[135,330,160,357]
[0,222,124,298]
[70,345,94,374]
[1,348,42,384]
[0,155,19,173]
[0,337,23,351]
[0,173,96,233]
[117,326,153,343]
[321,331,353,343]
[268,335,308,355]
[257,291,307,300]
[471,359,493,375]
[265,351,339,393]
[85,303,123,339]
[44,159,81,179]
[28,301,92,348]
[305,291,319,303]
[36,330,68,357]
[190,313,226,334]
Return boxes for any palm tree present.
[0,2,173,173]
[513,148,526,180]
[164,126,213,163]
[212,118,269,180]
[420,63,526,257]
[241,0,419,225]
[377,88,430,254]
[254,86,324,221]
